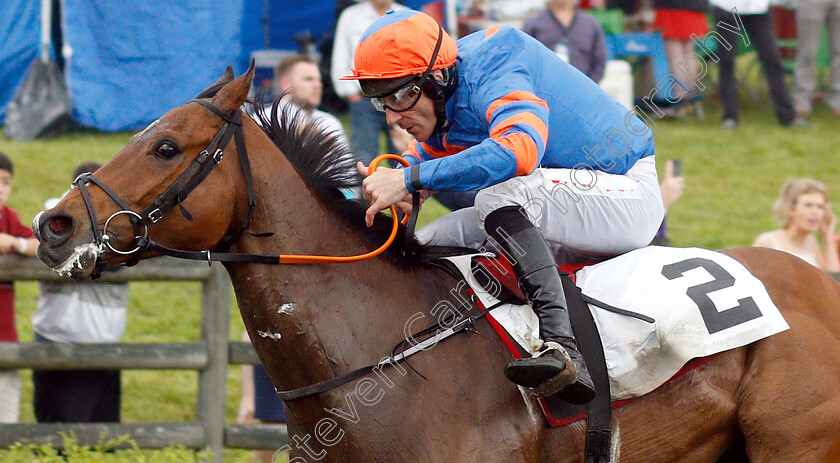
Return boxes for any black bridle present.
[75,99,261,278]
[71,97,488,404]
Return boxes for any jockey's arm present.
[404,91,549,193]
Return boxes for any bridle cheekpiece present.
[74,99,257,278]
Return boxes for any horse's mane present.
[250,97,427,264]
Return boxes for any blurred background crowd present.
[0,0,838,460]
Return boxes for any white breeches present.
[416,156,665,264]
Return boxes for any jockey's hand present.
[393,190,429,217]
[357,162,411,227]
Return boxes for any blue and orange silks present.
[402,25,655,193]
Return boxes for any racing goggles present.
[371,81,422,112]
[371,23,444,113]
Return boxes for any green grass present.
[0,434,215,462]
[0,85,838,461]
[655,99,840,250]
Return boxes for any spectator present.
[31,162,129,423]
[268,54,357,199]
[331,0,406,163]
[651,159,685,245]
[606,0,640,15]
[792,1,840,124]
[272,55,349,149]
[522,0,608,83]
[0,151,38,424]
[753,178,839,272]
[388,123,414,155]
[237,331,286,463]
[710,0,796,128]
[650,159,685,246]
[652,0,709,104]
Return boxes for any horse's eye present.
[155,143,179,160]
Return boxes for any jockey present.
[343,10,664,404]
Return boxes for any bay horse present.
[34,65,840,462]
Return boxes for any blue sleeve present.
[415,77,549,191]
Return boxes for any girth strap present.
[561,274,613,463]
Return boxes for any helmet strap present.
[422,64,458,134]
[417,25,444,87]
[417,25,457,135]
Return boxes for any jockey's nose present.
[385,108,402,125]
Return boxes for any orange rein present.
[277,154,411,264]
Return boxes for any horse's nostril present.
[40,212,76,248]
[48,216,73,234]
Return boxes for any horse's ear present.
[210,61,255,114]
[195,66,236,99]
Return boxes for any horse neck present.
[222,142,449,393]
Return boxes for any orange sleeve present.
[489,113,548,175]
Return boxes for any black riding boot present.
[484,206,595,404]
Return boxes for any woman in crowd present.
[652,0,709,105]
[754,178,839,272]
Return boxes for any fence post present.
[196,265,232,462]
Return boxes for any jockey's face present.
[383,88,436,142]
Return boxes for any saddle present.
[434,246,791,462]
[450,252,614,461]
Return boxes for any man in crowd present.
[273,55,348,148]
[522,0,608,83]
[331,0,406,163]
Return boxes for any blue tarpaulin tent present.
[62,0,251,131]
[0,1,40,125]
[0,0,434,132]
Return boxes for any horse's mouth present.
[39,242,103,280]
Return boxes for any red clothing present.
[653,9,710,40]
[0,206,35,342]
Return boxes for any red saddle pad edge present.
[478,282,720,427]
[473,256,589,304]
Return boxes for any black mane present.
[251,98,426,263]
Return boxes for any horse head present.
[35,64,258,279]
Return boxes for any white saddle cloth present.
[445,246,789,400]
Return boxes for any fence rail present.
[0,256,286,460]
[2,256,837,458]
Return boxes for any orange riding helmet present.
[341,10,458,98]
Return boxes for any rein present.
[277,297,502,401]
[76,98,439,401]
[75,100,412,277]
